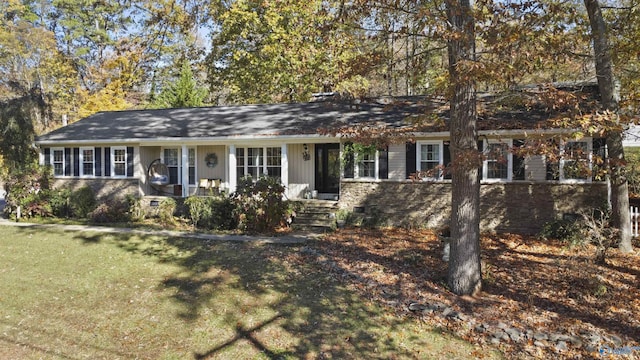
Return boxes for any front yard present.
[315,228,640,359]
[0,226,498,359]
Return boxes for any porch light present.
[302,144,310,161]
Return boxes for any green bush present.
[70,186,96,218]
[49,188,73,218]
[185,195,236,230]
[233,176,289,233]
[538,218,584,245]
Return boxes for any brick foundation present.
[52,179,140,201]
[339,181,608,234]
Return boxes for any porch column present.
[229,145,237,194]
[181,144,188,197]
[281,144,289,195]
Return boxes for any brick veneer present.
[52,179,140,200]
[339,181,608,234]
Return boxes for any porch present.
[138,142,341,201]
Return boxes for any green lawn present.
[0,226,500,359]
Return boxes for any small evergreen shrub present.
[70,186,96,218]
[538,218,584,245]
[185,195,236,230]
[49,188,73,218]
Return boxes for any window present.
[417,141,444,179]
[357,148,376,178]
[561,140,591,181]
[546,139,595,182]
[188,148,196,185]
[343,144,387,180]
[266,147,282,178]
[159,148,194,185]
[236,147,245,178]
[80,147,94,177]
[112,147,127,177]
[163,148,180,184]
[483,140,511,181]
[247,147,263,178]
[52,148,64,176]
[236,146,282,179]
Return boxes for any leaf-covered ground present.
[297,228,640,359]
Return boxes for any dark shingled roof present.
[36,84,603,144]
[36,99,434,143]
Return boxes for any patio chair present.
[198,179,211,195]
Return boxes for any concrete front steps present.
[291,200,339,233]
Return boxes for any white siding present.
[287,143,315,198]
[197,145,226,180]
[388,143,406,180]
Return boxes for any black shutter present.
[64,148,71,176]
[126,147,134,177]
[406,142,416,179]
[43,148,50,166]
[95,147,102,177]
[546,139,559,181]
[478,140,484,180]
[73,148,80,176]
[512,139,525,180]
[593,138,607,181]
[344,146,354,179]
[443,141,452,180]
[378,147,388,179]
[104,147,111,177]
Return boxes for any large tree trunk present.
[446,0,482,295]
[584,0,633,253]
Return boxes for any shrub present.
[88,200,130,224]
[70,186,96,218]
[158,197,177,226]
[185,195,236,230]
[126,195,145,222]
[3,165,52,219]
[49,188,73,218]
[539,208,618,263]
[538,218,584,245]
[233,176,289,233]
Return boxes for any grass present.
[0,226,500,359]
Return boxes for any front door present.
[315,144,340,194]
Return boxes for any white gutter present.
[34,134,337,146]
[34,128,580,147]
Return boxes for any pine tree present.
[154,60,207,108]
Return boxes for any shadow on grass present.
[69,230,436,359]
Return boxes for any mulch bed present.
[296,228,640,359]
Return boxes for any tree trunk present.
[584,0,633,253]
[446,0,482,295]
